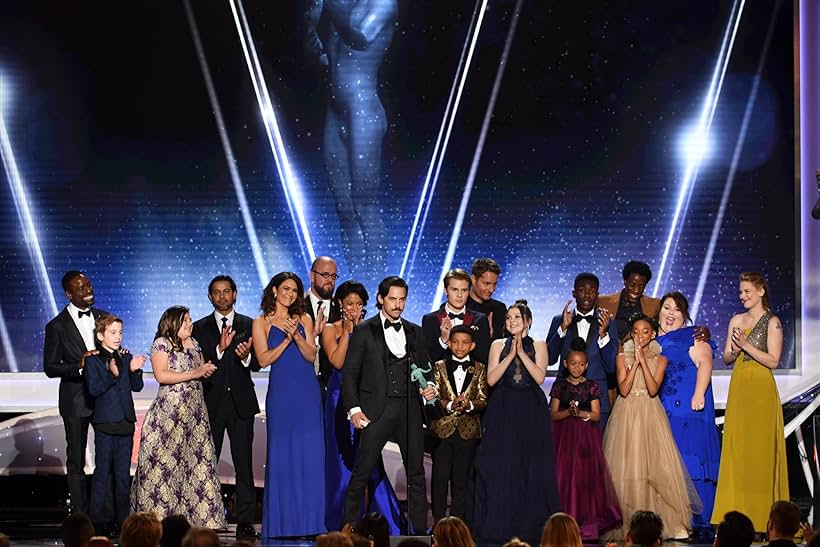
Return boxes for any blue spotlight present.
[433,0,524,311]
[0,72,59,317]
[183,0,270,287]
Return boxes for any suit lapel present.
[585,317,597,347]
[445,361,458,394]
[61,308,89,356]
[463,311,474,327]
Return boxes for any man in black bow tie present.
[545,272,617,429]
[44,271,108,514]
[342,276,436,534]
[422,268,491,365]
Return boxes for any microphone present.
[813,169,820,220]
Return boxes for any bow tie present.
[575,315,593,324]
[383,319,402,331]
[78,309,92,318]
[451,360,469,371]
[447,312,465,321]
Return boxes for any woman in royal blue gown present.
[320,280,404,533]
[656,291,720,532]
[471,300,561,545]
[251,272,325,537]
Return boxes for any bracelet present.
[582,413,590,422]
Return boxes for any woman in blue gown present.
[320,280,404,533]
[656,291,720,532]
[251,272,325,537]
[471,300,561,545]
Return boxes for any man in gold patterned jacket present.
[429,324,489,523]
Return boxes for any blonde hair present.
[120,512,162,547]
[502,538,531,547]
[433,517,475,547]
[739,271,771,311]
[540,513,582,547]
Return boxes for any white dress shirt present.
[557,310,610,348]
[67,302,96,351]
[446,356,474,412]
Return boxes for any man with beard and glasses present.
[307,256,342,388]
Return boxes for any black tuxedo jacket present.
[421,305,491,365]
[192,313,260,419]
[43,306,108,418]
[341,314,431,423]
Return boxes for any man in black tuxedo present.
[305,256,341,388]
[192,275,260,539]
[546,272,617,429]
[422,268,491,365]
[43,270,107,514]
[342,276,436,534]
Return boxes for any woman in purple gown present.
[320,280,404,533]
[549,337,621,540]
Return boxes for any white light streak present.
[0,304,18,372]
[228,0,316,272]
[691,0,779,319]
[0,77,58,317]
[183,0,270,286]
[652,0,746,296]
[433,0,524,311]
[400,0,488,278]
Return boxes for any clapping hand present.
[130,354,147,372]
[198,361,217,379]
[597,308,612,338]
[315,302,327,336]
[731,327,749,352]
[108,357,119,378]
[560,300,574,331]
[219,323,237,352]
[283,317,299,341]
[235,338,252,361]
[439,316,453,344]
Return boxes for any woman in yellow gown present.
[711,272,788,532]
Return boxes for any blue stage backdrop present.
[0,1,797,372]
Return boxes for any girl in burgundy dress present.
[550,337,621,540]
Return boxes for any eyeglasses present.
[312,270,338,281]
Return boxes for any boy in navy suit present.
[84,316,145,534]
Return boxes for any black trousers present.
[344,397,427,533]
[210,394,256,525]
[63,414,91,513]
[431,434,478,522]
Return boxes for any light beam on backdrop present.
[227,0,315,272]
[432,0,524,311]
[183,0,270,287]
[400,0,488,278]
[0,74,59,318]
[691,0,780,320]
[651,0,746,297]
[0,304,17,372]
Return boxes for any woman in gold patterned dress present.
[130,306,226,528]
[711,272,788,532]
[603,315,699,540]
